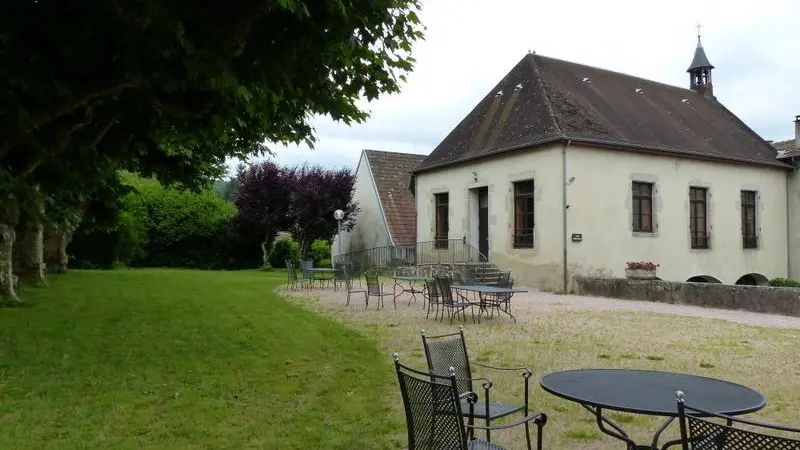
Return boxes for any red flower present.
[626,261,659,271]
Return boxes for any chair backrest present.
[460,267,476,285]
[393,354,469,450]
[434,276,455,305]
[334,263,347,281]
[676,391,800,450]
[425,278,442,304]
[286,261,297,283]
[365,273,381,295]
[300,260,314,275]
[421,328,473,395]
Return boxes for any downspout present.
[562,139,572,293]
[788,159,796,279]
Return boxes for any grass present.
[0,269,400,450]
[289,284,800,449]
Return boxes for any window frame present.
[434,192,449,249]
[741,190,758,249]
[632,181,654,233]
[512,179,535,249]
[689,187,709,249]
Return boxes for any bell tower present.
[687,24,715,98]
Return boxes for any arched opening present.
[686,275,722,284]
[735,273,769,286]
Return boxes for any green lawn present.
[0,269,400,449]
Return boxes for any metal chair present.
[435,276,473,324]
[668,390,800,449]
[365,272,395,309]
[343,266,367,307]
[424,278,444,320]
[393,352,547,450]
[421,327,534,446]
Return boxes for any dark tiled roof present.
[773,139,800,158]
[415,53,790,173]
[365,150,426,245]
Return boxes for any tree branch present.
[227,5,271,57]
[29,82,133,130]
[17,109,95,181]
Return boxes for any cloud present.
[229,0,800,175]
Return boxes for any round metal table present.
[540,369,766,449]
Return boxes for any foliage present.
[768,277,800,288]
[231,162,358,260]
[231,161,296,261]
[310,239,332,267]
[625,261,659,270]
[289,164,359,258]
[69,174,260,270]
[0,0,425,299]
[0,269,398,448]
[269,239,300,268]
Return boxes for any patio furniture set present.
[393,327,800,450]
[286,261,525,324]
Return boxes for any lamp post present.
[333,209,344,264]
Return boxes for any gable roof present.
[415,53,790,173]
[364,150,426,245]
[773,139,800,158]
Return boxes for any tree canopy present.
[0,0,425,301]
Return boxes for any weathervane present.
[696,22,702,39]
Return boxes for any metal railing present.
[333,238,487,271]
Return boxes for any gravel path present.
[511,289,800,330]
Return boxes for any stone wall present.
[573,276,800,317]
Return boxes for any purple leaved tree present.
[231,162,297,267]
[290,164,358,259]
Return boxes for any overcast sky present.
[229,0,800,175]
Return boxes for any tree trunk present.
[44,224,74,274]
[14,215,47,286]
[0,211,21,304]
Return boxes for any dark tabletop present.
[450,284,527,294]
[540,369,766,417]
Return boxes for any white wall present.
[416,145,566,290]
[331,152,391,260]
[415,144,790,290]
[787,163,800,280]
[568,146,788,286]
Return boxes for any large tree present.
[290,164,358,258]
[231,162,297,267]
[0,0,425,302]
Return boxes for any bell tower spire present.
[687,24,715,98]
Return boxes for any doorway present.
[478,187,488,262]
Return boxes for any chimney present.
[795,115,800,148]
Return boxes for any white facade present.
[415,143,791,291]
[331,152,391,260]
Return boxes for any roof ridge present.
[527,53,563,136]
[364,149,427,158]
[534,53,700,95]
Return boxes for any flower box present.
[624,261,659,280]
[625,268,657,280]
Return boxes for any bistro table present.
[450,284,527,323]
[307,267,335,287]
[539,369,766,449]
[392,275,426,306]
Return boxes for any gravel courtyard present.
[284,282,800,449]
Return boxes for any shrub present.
[309,239,331,267]
[269,239,299,268]
[768,277,800,288]
[69,173,261,270]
